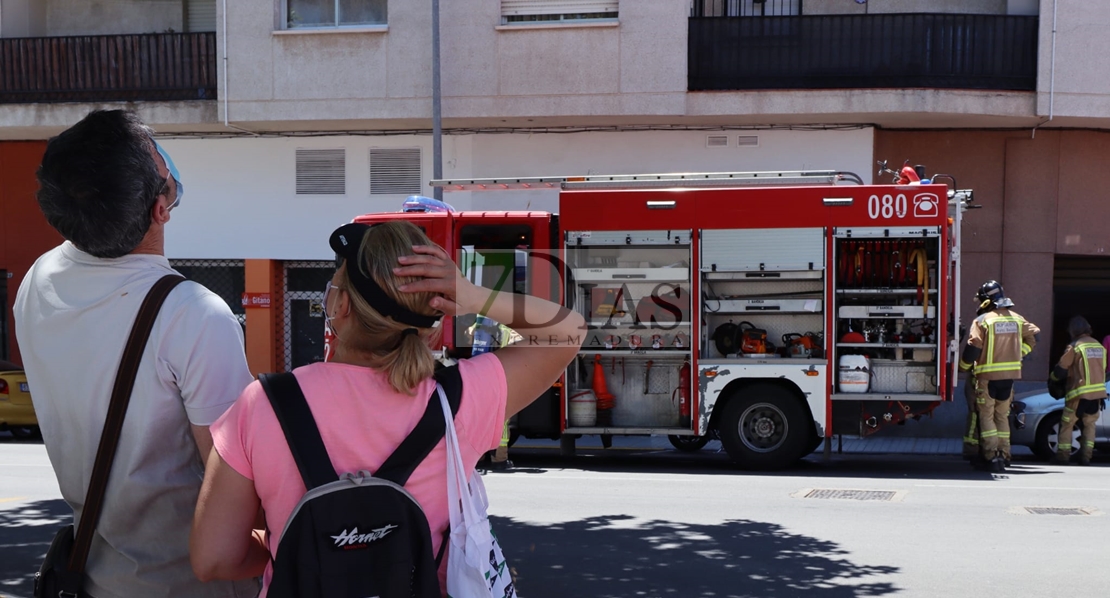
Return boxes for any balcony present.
[0,32,216,104]
[689,13,1038,92]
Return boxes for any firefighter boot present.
[990,456,1006,473]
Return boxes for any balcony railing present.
[689,13,1038,92]
[0,32,217,104]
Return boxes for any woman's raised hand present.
[395,244,484,316]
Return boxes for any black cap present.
[329,222,441,329]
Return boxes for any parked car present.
[0,359,39,439]
[1011,382,1110,460]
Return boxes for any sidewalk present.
[515,433,1036,457]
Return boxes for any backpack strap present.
[374,365,463,486]
[260,372,339,490]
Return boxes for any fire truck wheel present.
[719,384,808,470]
[668,435,710,452]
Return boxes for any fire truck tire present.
[668,435,710,452]
[804,432,823,456]
[719,384,808,470]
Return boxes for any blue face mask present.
[154,141,184,210]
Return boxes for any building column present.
[243,259,281,376]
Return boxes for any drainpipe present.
[431,0,443,200]
[221,0,256,135]
[1033,0,1057,139]
[1049,0,1057,123]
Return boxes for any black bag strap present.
[260,372,338,490]
[375,365,463,486]
[260,364,464,491]
[69,274,186,573]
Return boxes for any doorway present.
[1051,256,1110,363]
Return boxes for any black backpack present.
[258,365,463,598]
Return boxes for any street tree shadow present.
[0,499,71,598]
[490,514,899,598]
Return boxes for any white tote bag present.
[437,386,517,598]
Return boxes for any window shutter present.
[706,135,728,148]
[296,149,346,195]
[370,148,422,196]
[501,0,618,17]
[185,0,217,32]
[736,135,760,147]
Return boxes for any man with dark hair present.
[14,110,258,598]
[1049,316,1106,465]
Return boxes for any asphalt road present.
[2,433,1109,598]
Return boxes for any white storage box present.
[869,359,937,394]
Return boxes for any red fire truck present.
[351,168,974,470]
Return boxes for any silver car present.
[1010,382,1110,459]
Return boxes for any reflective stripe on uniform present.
[959,359,973,371]
[1021,343,1032,356]
[1066,341,1106,399]
[1085,440,1095,448]
[1058,443,1072,450]
[975,361,1022,374]
[977,315,1026,376]
[981,429,998,438]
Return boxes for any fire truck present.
[350,167,974,470]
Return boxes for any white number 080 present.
[867,194,907,219]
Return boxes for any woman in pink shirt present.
[189,220,585,596]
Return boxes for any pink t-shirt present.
[210,354,507,595]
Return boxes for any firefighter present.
[1049,316,1107,465]
[958,281,1040,472]
[962,299,996,460]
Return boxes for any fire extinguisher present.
[673,355,691,428]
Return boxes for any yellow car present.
[0,359,39,439]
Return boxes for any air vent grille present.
[370,148,423,196]
[295,149,346,195]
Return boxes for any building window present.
[691,0,801,17]
[501,1,618,25]
[285,0,387,29]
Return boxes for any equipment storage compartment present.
[563,230,694,434]
[700,230,826,361]
[869,359,938,394]
[830,226,947,435]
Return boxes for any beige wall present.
[223,0,688,127]
[875,128,1110,379]
[0,0,46,37]
[1036,0,1110,122]
[47,0,182,36]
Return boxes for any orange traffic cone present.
[592,354,615,411]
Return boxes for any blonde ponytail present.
[334,220,444,395]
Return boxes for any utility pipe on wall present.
[1048,0,1057,122]
[432,0,443,200]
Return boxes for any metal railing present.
[0,32,217,103]
[689,13,1038,91]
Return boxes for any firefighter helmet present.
[976,280,1014,309]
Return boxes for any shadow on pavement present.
[505,449,1068,483]
[0,499,71,598]
[491,514,899,598]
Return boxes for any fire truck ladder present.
[430,170,864,191]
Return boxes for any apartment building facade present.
[0,0,1106,378]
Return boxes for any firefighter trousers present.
[1056,399,1099,463]
[975,378,1013,461]
[962,375,980,458]
[492,420,511,463]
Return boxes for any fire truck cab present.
[353,169,974,470]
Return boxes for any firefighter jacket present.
[1056,334,1107,400]
[959,308,1040,381]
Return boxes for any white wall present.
[160,127,874,260]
